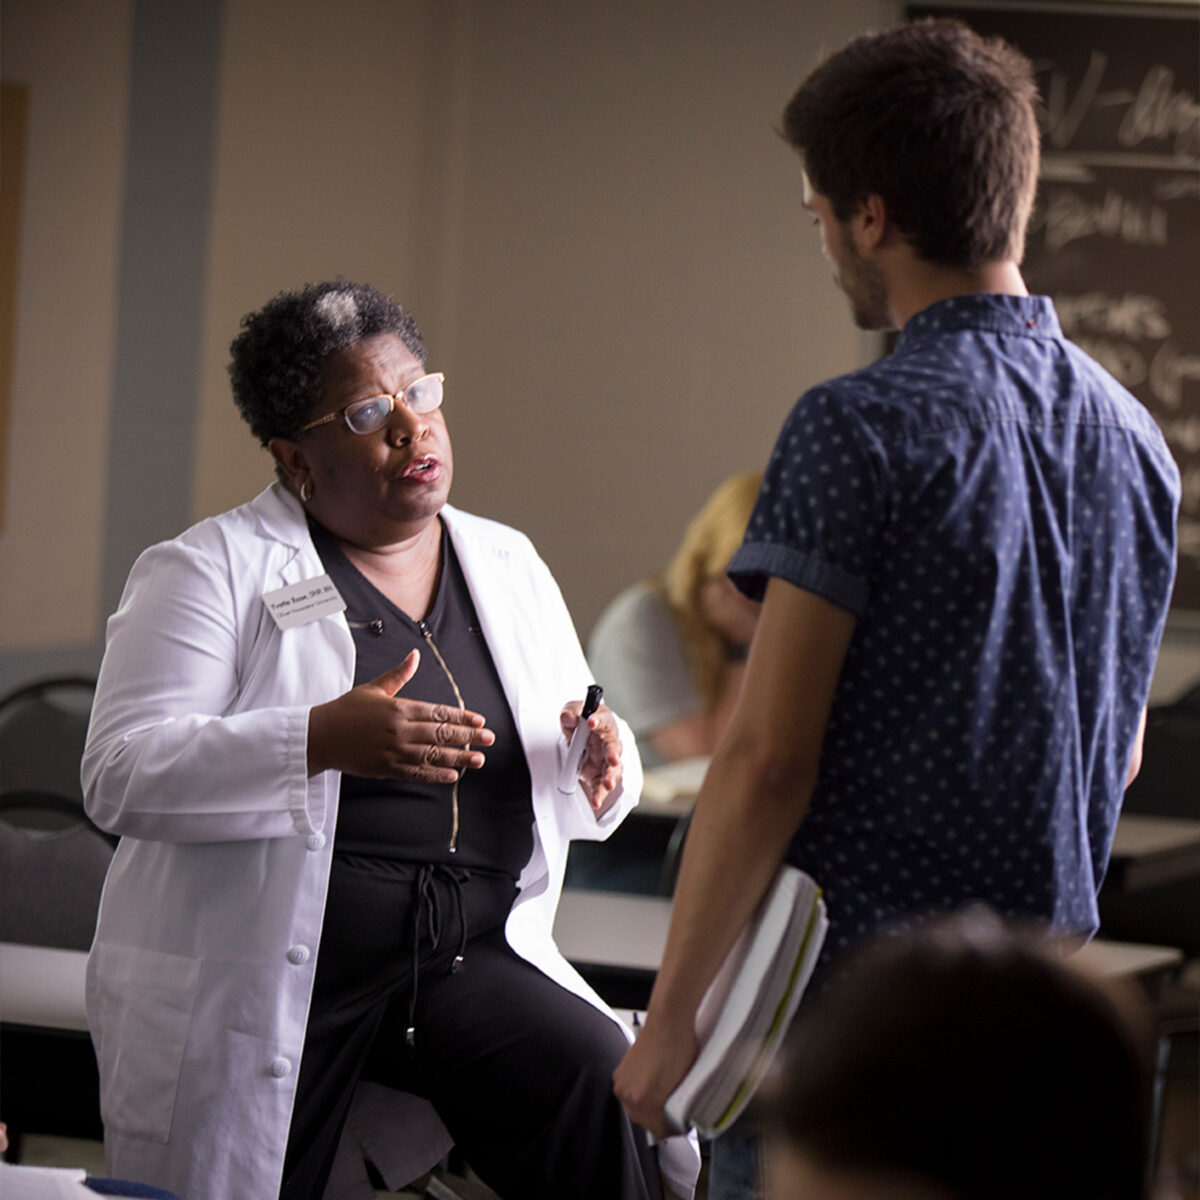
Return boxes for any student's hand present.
[560,701,623,813]
[308,649,495,779]
[613,1013,699,1139]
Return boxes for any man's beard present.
[836,233,891,331]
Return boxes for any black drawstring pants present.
[280,857,662,1200]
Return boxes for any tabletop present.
[1107,813,1200,891]
[0,941,90,1031]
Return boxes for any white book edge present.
[664,865,828,1137]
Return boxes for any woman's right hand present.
[307,649,494,780]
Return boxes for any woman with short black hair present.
[84,281,699,1200]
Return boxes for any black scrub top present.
[310,518,535,879]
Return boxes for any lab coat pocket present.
[89,943,201,1142]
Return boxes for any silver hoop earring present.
[299,479,313,504]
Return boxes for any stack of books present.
[664,865,827,1138]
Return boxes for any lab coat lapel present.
[251,482,325,587]
[243,483,354,693]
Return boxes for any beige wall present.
[2,0,1198,697]
[194,0,437,523]
[0,0,131,650]
[404,1,887,637]
[193,0,891,637]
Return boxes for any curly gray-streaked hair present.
[228,279,426,446]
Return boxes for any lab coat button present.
[270,1057,292,1078]
[287,945,310,965]
[306,832,326,851]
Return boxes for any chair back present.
[0,792,113,950]
[0,676,96,816]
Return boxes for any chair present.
[657,811,692,896]
[0,676,96,821]
[563,810,690,895]
[0,792,114,950]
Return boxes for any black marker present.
[557,684,604,794]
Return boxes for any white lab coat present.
[83,483,698,1200]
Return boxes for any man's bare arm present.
[613,577,855,1135]
[1125,705,1147,789]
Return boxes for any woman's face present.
[283,333,453,547]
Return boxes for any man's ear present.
[856,193,890,250]
[268,436,307,491]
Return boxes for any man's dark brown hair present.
[782,18,1041,269]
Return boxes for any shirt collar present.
[895,294,1062,351]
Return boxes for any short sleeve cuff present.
[729,541,869,617]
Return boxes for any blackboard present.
[908,2,1200,617]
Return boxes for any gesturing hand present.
[308,649,494,780]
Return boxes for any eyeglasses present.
[298,372,445,435]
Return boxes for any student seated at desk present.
[589,472,762,768]
[760,915,1154,1200]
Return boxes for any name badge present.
[262,574,347,630]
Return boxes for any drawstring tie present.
[407,862,470,1048]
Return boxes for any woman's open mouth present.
[401,455,440,480]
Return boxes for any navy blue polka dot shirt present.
[729,295,1180,964]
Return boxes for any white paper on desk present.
[640,756,709,805]
[664,865,827,1138]
[0,1163,92,1199]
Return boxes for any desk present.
[1071,937,1182,987]
[641,769,1200,897]
[639,758,707,819]
[0,942,90,1030]
[552,890,1184,1005]
[553,890,673,972]
[1107,814,1200,892]
[553,890,672,1009]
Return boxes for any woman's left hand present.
[560,701,623,814]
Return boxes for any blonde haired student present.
[589,472,763,767]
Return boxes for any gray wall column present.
[101,0,223,616]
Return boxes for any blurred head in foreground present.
[762,914,1154,1200]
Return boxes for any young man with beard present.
[614,19,1179,1200]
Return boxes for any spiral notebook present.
[664,865,827,1138]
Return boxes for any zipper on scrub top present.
[417,619,465,853]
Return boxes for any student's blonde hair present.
[658,471,763,709]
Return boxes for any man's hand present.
[613,1014,699,1139]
